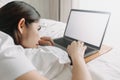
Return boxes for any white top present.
[0,31,36,80]
[0,31,72,80]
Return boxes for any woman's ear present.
[18,18,26,34]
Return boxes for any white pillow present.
[39,19,66,39]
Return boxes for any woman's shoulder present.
[0,31,25,59]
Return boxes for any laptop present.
[54,9,111,57]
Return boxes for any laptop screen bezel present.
[63,9,111,49]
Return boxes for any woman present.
[0,1,92,80]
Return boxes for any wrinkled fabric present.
[0,31,36,80]
[25,46,72,80]
[0,31,72,80]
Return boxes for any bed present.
[1,1,120,79]
[39,19,120,80]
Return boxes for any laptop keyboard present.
[54,38,72,48]
[85,47,95,54]
[54,38,97,56]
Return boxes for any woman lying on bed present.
[0,1,92,80]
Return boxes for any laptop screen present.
[65,9,110,48]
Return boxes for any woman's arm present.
[16,70,48,80]
[67,41,92,80]
[38,36,55,46]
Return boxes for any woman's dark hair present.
[0,1,40,44]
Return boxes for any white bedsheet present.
[0,17,120,80]
[25,46,72,80]
[40,19,120,80]
[0,31,72,80]
[87,47,120,80]
[39,19,66,39]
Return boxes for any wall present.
[49,0,59,21]
[25,0,59,20]
[79,0,120,48]
[0,0,14,7]
[0,0,60,20]
[60,0,72,22]
[23,0,50,19]
[72,0,80,9]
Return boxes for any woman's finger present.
[39,40,52,46]
[40,37,55,45]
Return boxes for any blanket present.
[0,31,72,80]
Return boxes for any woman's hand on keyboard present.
[67,41,87,59]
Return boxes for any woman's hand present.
[67,41,87,59]
[67,41,92,80]
[38,36,55,46]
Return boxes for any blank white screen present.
[65,10,109,47]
